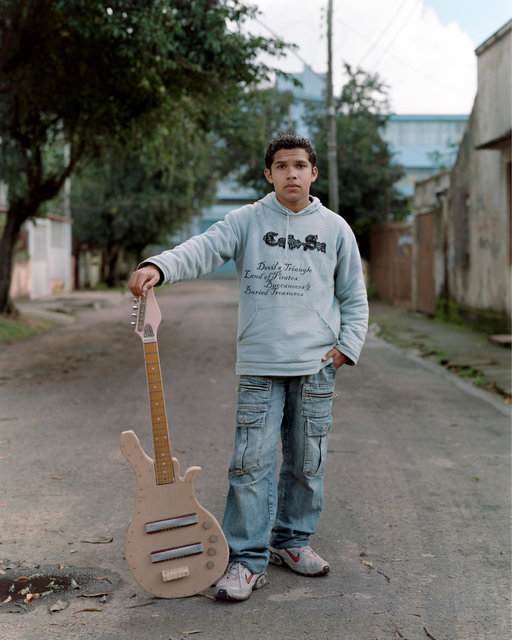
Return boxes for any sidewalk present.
[14,289,129,325]
[370,300,511,402]
[12,289,511,402]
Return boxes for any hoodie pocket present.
[237,307,337,365]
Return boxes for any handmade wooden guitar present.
[120,288,229,598]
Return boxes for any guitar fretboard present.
[143,341,175,484]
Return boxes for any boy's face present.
[264,148,318,213]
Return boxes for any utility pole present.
[327,0,339,214]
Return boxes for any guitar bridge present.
[150,543,203,564]
[161,566,190,582]
[145,513,198,533]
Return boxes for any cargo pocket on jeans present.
[229,408,266,476]
[301,383,334,418]
[303,415,331,476]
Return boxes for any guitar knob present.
[131,313,137,318]
[132,305,138,310]
[130,321,136,325]
[132,297,138,304]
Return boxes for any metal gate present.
[415,212,435,315]
[370,222,412,303]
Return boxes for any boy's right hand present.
[128,265,161,297]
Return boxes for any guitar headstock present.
[131,288,161,342]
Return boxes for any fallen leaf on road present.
[2,596,12,604]
[50,599,69,613]
[78,593,109,598]
[80,536,113,544]
[74,607,102,613]
[362,560,373,568]
[178,631,203,636]
[24,593,39,604]
[126,601,157,609]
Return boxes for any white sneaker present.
[269,545,330,576]
[214,562,267,601]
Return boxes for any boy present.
[128,132,368,601]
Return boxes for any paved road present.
[0,280,510,640]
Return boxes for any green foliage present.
[306,64,406,257]
[71,111,218,282]
[211,86,296,195]
[436,299,511,334]
[0,0,288,311]
[0,315,55,344]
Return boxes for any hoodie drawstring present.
[285,213,289,261]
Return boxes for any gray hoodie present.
[143,192,368,376]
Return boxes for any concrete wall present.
[10,215,73,299]
[412,22,511,330]
[475,22,512,150]
[412,171,451,308]
[450,22,511,319]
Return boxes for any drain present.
[0,562,119,612]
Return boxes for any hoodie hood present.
[260,192,322,217]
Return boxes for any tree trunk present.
[0,202,38,316]
[102,245,121,288]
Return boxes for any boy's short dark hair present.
[265,132,317,169]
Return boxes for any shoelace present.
[225,562,242,580]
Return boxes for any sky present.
[246,0,511,114]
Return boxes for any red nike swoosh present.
[285,550,300,563]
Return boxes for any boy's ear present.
[311,167,318,182]
[264,168,273,184]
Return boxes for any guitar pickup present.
[145,514,198,533]
[151,543,203,564]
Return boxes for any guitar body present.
[121,430,229,598]
[122,289,229,598]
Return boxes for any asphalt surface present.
[1,279,510,640]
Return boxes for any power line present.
[254,16,315,72]
[357,0,410,67]
[335,15,468,97]
[371,0,421,68]
[256,11,468,100]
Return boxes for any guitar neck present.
[143,340,175,484]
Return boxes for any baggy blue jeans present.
[221,364,337,574]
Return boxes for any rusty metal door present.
[415,212,435,315]
[370,223,412,304]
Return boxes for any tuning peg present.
[130,320,136,325]
[132,297,138,304]
[132,305,138,310]
[131,313,137,318]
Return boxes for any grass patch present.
[0,315,55,344]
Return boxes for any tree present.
[211,86,296,195]
[71,111,217,286]
[306,64,406,257]
[0,0,286,314]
